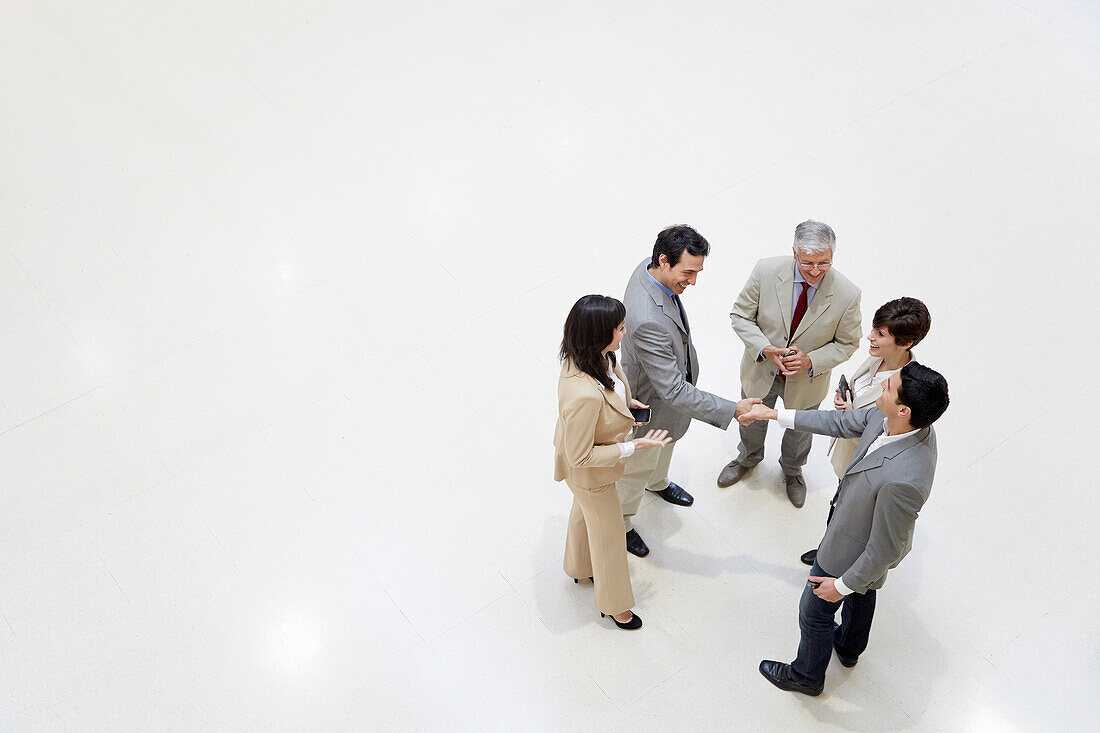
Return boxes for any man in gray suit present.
[618,225,750,557]
[738,362,949,696]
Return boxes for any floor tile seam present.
[961,406,1050,470]
[585,670,613,702]
[902,34,1020,106]
[676,150,801,220]
[424,587,513,644]
[0,276,335,442]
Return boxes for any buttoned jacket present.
[620,259,736,442]
[794,407,937,593]
[730,256,862,408]
[553,359,635,489]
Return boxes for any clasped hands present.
[762,345,812,376]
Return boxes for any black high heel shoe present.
[573,577,593,584]
[601,611,642,630]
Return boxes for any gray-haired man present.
[717,221,862,507]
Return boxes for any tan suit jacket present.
[828,353,915,475]
[828,356,883,475]
[553,360,635,489]
[730,256,862,409]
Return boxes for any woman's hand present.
[633,428,671,450]
[833,389,853,411]
[628,398,648,410]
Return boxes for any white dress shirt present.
[609,367,636,458]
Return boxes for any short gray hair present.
[792,220,836,255]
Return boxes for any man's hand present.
[737,403,777,425]
[628,398,648,410]
[761,345,788,373]
[781,346,812,376]
[808,576,843,602]
[734,397,762,419]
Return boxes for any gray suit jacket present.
[793,407,937,593]
[621,259,737,441]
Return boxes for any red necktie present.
[790,282,810,340]
[782,283,810,382]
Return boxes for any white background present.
[0,1,1097,730]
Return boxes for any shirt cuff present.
[833,575,853,596]
[619,441,635,459]
[776,409,797,429]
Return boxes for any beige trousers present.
[616,441,677,532]
[564,480,635,615]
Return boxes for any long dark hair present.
[560,294,626,391]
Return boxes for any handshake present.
[734,398,776,426]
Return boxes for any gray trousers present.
[616,440,675,533]
[735,373,818,476]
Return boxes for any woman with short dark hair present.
[828,296,932,477]
[553,294,670,630]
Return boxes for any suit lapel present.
[846,425,930,476]
[775,268,794,340]
[850,357,883,409]
[647,280,687,335]
[791,271,834,342]
[603,363,634,420]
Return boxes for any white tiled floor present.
[0,1,1096,730]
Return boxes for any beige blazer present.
[730,256,862,409]
[553,359,635,489]
[828,353,915,475]
[828,356,883,475]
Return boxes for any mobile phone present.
[837,374,852,402]
[629,407,651,424]
[808,580,822,589]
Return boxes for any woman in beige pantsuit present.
[554,295,670,630]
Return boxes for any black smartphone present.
[837,374,852,402]
[629,407,651,424]
[808,580,822,589]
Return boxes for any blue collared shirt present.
[646,268,684,324]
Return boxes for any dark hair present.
[650,225,710,269]
[897,362,949,429]
[560,295,627,390]
[872,297,931,351]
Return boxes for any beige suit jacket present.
[828,353,916,475]
[828,355,883,475]
[553,360,635,489]
[730,255,862,408]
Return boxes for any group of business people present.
[552,222,950,696]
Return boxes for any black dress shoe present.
[648,482,694,506]
[625,529,649,557]
[601,611,643,630]
[800,549,817,566]
[758,660,823,696]
[834,646,858,668]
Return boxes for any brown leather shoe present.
[717,460,750,488]
[783,474,807,508]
